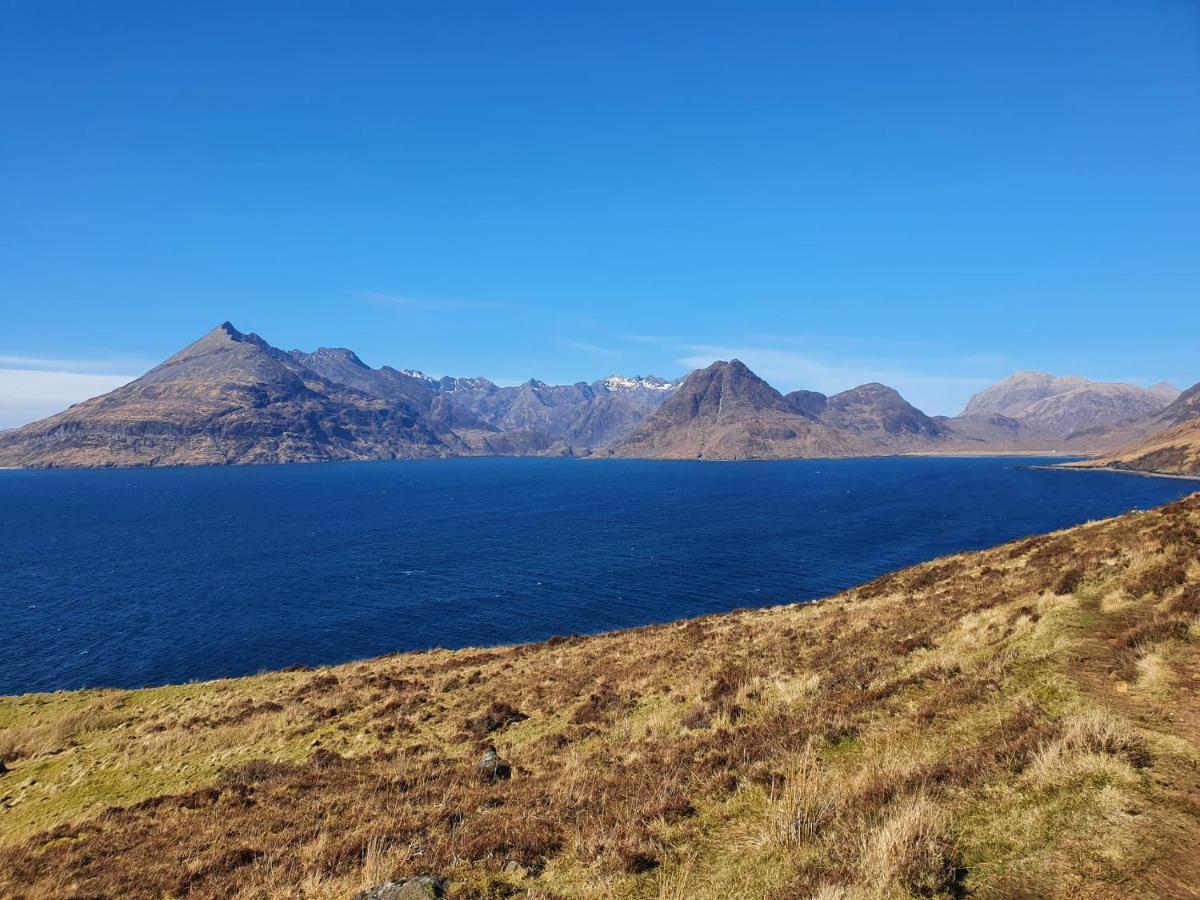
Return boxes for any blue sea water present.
[1,456,1196,695]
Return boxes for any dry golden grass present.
[2,494,1200,899]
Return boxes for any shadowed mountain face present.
[1156,382,1200,427]
[288,348,485,433]
[0,324,454,467]
[822,383,948,438]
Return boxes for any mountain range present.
[605,360,948,459]
[0,322,1194,472]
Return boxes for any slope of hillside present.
[1067,383,1200,477]
[3,497,1199,898]
[1155,382,1200,428]
[289,348,484,434]
[607,360,855,459]
[961,371,1091,418]
[821,383,948,440]
[0,324,454,467]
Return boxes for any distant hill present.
[606,360,950,459]
[0,323,456,467]
[962,371,1090,418]
[821,382,949,440]
[1066,382,1200,477]
[959,371,1179,439]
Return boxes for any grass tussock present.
[1,495,1199,898]
[859,795,961,898]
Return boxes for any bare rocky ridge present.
[292,352,681,451]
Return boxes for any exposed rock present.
[479,748,511,781]
[353,875,445,900]
[502,860,529,877]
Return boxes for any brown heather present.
[2,496,1200,898]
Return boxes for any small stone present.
[353,875,445,900]
[502,860,529,877]
[479,748,511,781]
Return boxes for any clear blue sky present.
[1,1,1198,425]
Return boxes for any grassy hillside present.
[1069,419,1200,478]
[3,497,1200,899]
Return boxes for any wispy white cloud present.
[616,332,678,345]
[554,337,623,359]
[365,292,517,313]
[0,369,136,429]
[0,354,152,374]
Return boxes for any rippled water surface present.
[2,456,1195,694]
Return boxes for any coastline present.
[3,450,1095,470]
[1034,463,1200,482]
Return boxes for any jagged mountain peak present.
[293,347,370,369]
[598,374,680,393]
